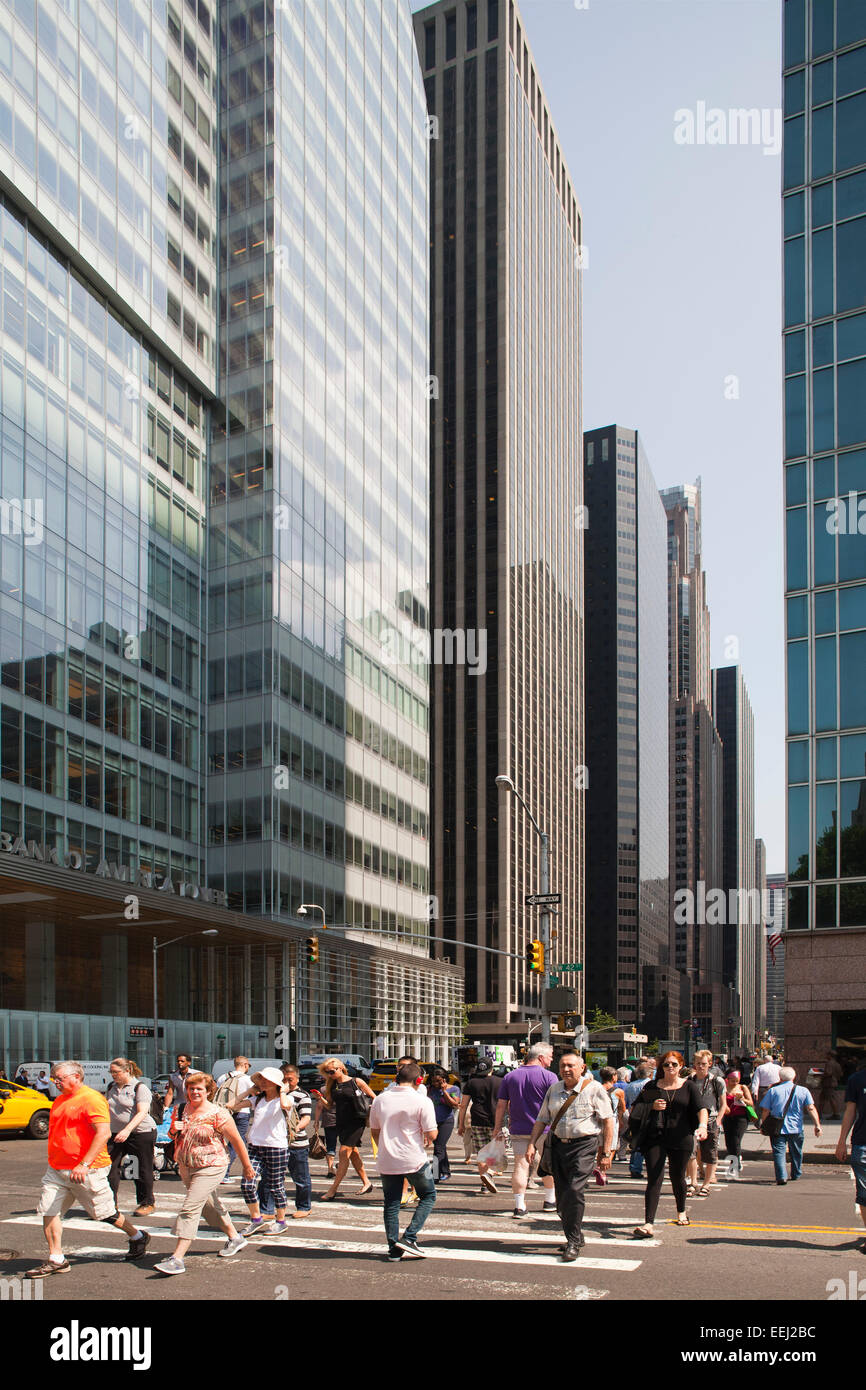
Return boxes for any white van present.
[299,1053,372,1079]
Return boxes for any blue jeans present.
[288,1147,312,1211]
[850,1144,866,1206]
[381,1162,436,1248]
[771,1131,804,1182]
[629,1148,645,1177]
[225,1111,249,1174]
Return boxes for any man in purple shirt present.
[493,1043,559,1218]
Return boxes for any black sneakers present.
[125,1230,151,1261]
[386,1245,404,1261]
[394,1236,427,1258]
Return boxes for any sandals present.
[697,1185,711,1196]
[318,1192,339,1202]
[359,1182,374,1195]
[632,1225,654,1239]
[676,1214,691,1225]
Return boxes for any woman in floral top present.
[153,1071,255,1276]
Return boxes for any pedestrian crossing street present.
[1,1155,750,1295]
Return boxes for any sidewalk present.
[741,1116,846,1165]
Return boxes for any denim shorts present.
[851,1144,866,1206]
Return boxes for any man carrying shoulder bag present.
[759,1067,821,1185]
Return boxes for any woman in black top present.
[318,1058,376,1201]
[631,1052,708,1238]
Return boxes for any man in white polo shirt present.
[370,1062,437,1261]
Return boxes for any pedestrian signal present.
[306,936,319,963]
[526,939,544,972]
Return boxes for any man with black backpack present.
[686,1050,728,1195]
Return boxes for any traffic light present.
[526,939,544,972]
[306,935,319,964]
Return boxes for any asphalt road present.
[1,1130,863,1309]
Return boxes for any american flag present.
[767,931,783,965]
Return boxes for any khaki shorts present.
[37,1166,117,1221]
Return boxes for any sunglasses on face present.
[663,1062,679,1068]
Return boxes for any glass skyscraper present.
[0,0,463,1071]
[783,0,866,1072]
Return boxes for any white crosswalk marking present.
[2,1214,645,1271]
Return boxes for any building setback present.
[414,0,583,1040]
[0,0,462,1070]
[584,425,670,1036]
[782,0,866,1076]
[765,872,786,1046]
[712,665,759,1050]
[661,482,725,1043]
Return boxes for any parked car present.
[298,1053,372,1081]
[0,1079,52,1138]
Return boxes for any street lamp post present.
[296,903,327,930]
[496,774,554,1038]
[153,929,218,1076]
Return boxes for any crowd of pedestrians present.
[20,1042,866,1276]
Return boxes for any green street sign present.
[559,963,583,972]
[549,975,560,985]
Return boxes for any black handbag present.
[759,1082,796,1139]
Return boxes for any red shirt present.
[47,1086,111,1170]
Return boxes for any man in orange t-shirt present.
[27,1060,150,1278]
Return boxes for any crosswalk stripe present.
[1,1215,644,1270]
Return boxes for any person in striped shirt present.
[282,1064,313,1218]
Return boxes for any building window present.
[445,11,456,61]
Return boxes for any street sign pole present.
[539,832,552,1038]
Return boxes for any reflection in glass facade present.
[209,0,432,949]
[416,0,583,1039]
[0,0,464,1063]
[784,0,866,939]
[584,426,670,1033]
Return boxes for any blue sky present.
[411,0,785,869]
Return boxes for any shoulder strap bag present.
[537,1079,594,1177]
[759,1082,797,1139]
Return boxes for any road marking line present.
[682,1220,864,1234]
[5,1228,644,1273]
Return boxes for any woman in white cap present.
[229,1067,293,1237]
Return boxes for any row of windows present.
[789,732,866,782]
[0,661,200,767]
[786,881,866,930]
[344,639,428,732]
[0,710,200,842]
[208,724,427,835]
[784,0,866,70]
[0,797,204,883]
[0,622,203,706]
[207,799,428,893]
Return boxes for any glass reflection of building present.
[584,426,671,1035]
[414,0,584,1041]
[783,0,866,1069]
[0,0,463,1065]
[712,665,758,1050]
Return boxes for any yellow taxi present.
[369,1061,400,1094]
[0,1079,52,1138]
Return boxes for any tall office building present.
[413,0,583,1041]
[661,483,725,1040]
[584,426,670,1035]
[755,836,768,1041]
[0,0,462,1072]
[783,0,866,1073]
[765,872,786,1045]
[712,665,758,1050]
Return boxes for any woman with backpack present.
[686,1050,728,1196]
[230,1068,294,1237]
[106,1057,158,1217]
[318,1057,376,1201]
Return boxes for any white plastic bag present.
[476,1136,507,1172]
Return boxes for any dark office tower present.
[783,0,866,1075]
[765,873,787,1046]
[712,665,758,1050]
[755,836,768,1039]
[584,426,670,1034]
[413,0,583,1041]
[660,484,724,1035]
